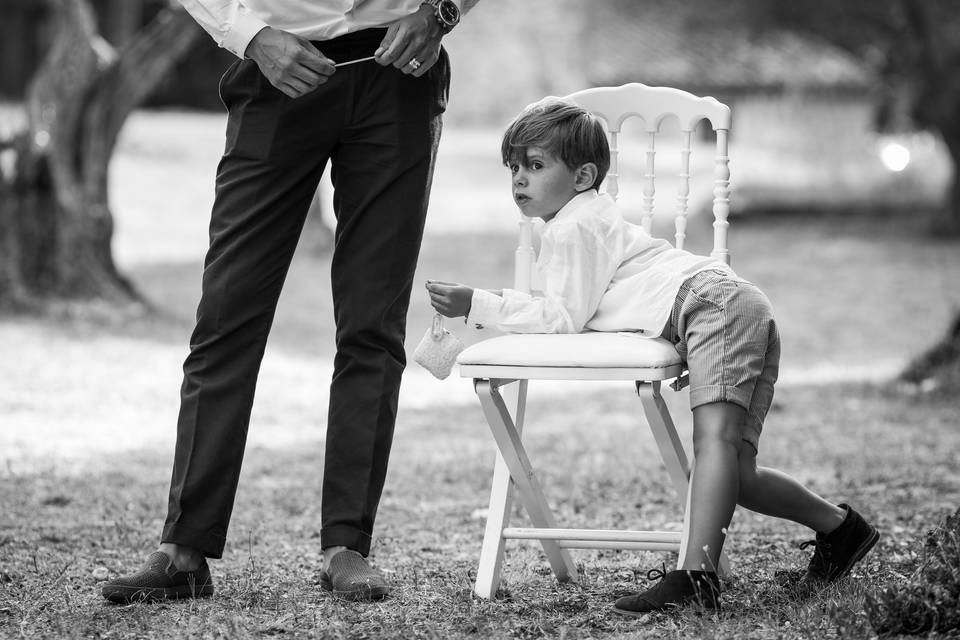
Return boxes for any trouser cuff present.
[321,525,373,556]
[161,521,227,559]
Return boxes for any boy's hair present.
[501,98,610,191]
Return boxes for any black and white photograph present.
[1,0,959,638]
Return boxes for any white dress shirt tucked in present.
[468,190,734,336]
[177,0,472,58]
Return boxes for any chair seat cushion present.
[456,332,682,369]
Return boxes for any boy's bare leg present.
[680,402,744,572]
[680,401,849,571]
[737,449,846,533]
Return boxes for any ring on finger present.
[408,57,421,70]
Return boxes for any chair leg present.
[474,380,526,598]
[636,381,731,576]
[475,380,579,586]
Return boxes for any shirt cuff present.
[466,289,502,330]
[221,9,270,59]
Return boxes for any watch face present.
[438,0,460,25]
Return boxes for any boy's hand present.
[426,281,473,318]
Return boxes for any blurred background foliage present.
[0,0,958,386]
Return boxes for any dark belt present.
[312,28,388,63]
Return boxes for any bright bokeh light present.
[880,142,911,172]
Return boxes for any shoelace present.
[800,539,831,574]
[799,539,831,552]
[646,564,668,583]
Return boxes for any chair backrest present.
[514,83,732,294]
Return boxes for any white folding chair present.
[456,83,733,598]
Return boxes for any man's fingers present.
[410,48,439,77]
[276,84,300,99]
[391,38,422,70]
[376,25,410,66]
[280,76,315,98]
[289,64,329,89]
[295,43,336,76]
[375,23,399,62]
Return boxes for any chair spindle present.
[675,129,692,250]
[711,129,731,265]
[606,130,620,201]
[641,131,656,233]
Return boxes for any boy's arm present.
[466,225,614,334]
[467,287,578,333]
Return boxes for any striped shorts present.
[661,269,780,451]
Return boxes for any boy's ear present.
[574,163,598,192]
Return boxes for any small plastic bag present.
[413,314,465,380]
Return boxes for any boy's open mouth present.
[514,193,530,205]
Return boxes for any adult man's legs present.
[320,52,449,562]
[103,57,340,603]
[161,57,343,559]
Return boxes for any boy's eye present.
[509,164,519,173]
[531,161,543,170]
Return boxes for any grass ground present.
[2,111,960,638]
[1,382,958,639]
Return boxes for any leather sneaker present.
[801,503,879,583]
[319,550,389,601]
[101,551,214,604]
[614,567,721,616]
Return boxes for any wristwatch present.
[423,0,461,34]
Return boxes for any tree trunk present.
[0,0,201,309]
[900,310,960,392]
[940,131,960,234]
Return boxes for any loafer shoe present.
[101,551,214,604]
[801,503,879,583]
[614,568,721,616]
[319,550,389,601]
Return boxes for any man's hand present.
[426,280,473,318]
[245,27,336,98]
[375,5,443,77]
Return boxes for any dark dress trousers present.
[162,28,449,558]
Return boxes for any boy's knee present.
[692,402,746,453]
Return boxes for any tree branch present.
[25,0,115,209]
[900,0,943,71]
[81,7,203,190]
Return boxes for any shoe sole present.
[613,602,719,618]
[830,526,880,582]
[102,583,215,604]
[319,573,389,601]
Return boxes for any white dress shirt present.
[177,0,475,58]
[468,190,734,335]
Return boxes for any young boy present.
[426,99,879,614]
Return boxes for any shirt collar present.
[548,190,599,225]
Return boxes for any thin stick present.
[334,55,376,67]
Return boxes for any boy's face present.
[508,146,582,222]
